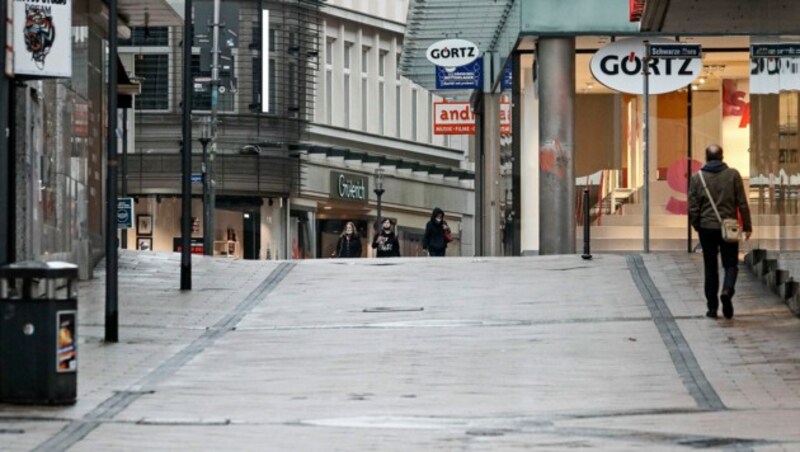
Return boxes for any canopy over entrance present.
[641,0,800,34]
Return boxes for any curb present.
[746,249,800,315]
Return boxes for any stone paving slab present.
[2,252,800,450]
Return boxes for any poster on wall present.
[56,311,77,373]
[13,0,72,78]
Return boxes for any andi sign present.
[434,102,476,135]
[330,171,368,202]
[426,39,480,69]
[590,38,701,95]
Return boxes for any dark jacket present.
[372,230,400,257]
[688,161,752,232]
[336,235,362,258]
[422,208,448,252]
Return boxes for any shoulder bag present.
[698,171,741,243]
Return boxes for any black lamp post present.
[374,168,385,230]
[199,132,212,256]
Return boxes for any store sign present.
[434,102,476,135]
[501,61,513,91]
[629,0,645,22]
[750,44,800,94]
[116,198,134,229]
[436,59,482,90]
[426,39,480,69]
[13,0,72,78]
[500,97,511,136]
[590,38,702,95]
[331,171,368,202]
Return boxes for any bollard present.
[581,188,592,260]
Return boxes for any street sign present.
[501,61,513,91]
[117,198,134,229]
[191,173,203,184]
[750,43,800,58]
[648,44,702,59]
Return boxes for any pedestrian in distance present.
[334,221,362,258]
[372,218,401,257]
[422,207,453,257]
[688,144,752,320]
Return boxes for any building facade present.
[402,0,800,258]
[121,0,475,260]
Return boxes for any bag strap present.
[698,171,724,224]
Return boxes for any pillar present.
[538,37,575,255]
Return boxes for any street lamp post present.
[199,133,212,256]
[374,168,385,230]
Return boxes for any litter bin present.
[0,261,79,405]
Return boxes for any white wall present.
[325,0,409,23]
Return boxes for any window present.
[191,53,235,111]
[120,27,168,46]
[344,73,350,128]
[344,42,352,69]
[326,68,333,124]
[428,92,433,143]
[325,37,334,66]
[396,54,401,81]
[362,46,370,75]
[362,78,368,131]
[411,88,418,141]
[395,85,401,138]
[379,51,387,77]
[135,54,169,110]
[379,81,385,135]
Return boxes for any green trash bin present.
[0,261,79,405]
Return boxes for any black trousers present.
[698,228,739,311]
[428,248,446,257]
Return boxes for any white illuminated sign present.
[261,9,269,113]
[426,39,480,69]
[590,38,701,95]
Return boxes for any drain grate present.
[363,307,424,313]
[0,429,25,434]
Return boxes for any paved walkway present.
[2,251,800,450]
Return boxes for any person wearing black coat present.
[335,221,362,258]
[422,207,451,257]
[372,218,401,257]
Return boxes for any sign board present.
[590,38,702,95]
[330,171,368,202]
[191,173,203,184]
[434,102,476,135]
[501,61,513,91]
[426,39,480,69]
[750,57,800,94]
[261,9,270,113]
[436,59,482,90]
[116,197,134,229]
[648,44,702,59]
[751,43,800,58]
[500,97,511,136]
[13,0,72,78]
[629,0,645,22]
[4,0,12,77]
[56,311,77,373]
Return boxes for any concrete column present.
[483,93,503,256]
[538,37,575,255]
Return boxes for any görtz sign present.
[426,39,480,69]
[590,38,702,95]
[330,171,368,202]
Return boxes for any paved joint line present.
[626,255,726,411]
[32,262,295,452]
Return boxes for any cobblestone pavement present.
[2,251,800,451]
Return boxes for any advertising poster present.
[435,59,483,90]
[13,0,72,78]
[56,311,77,373]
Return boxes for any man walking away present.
[688,144,752,320]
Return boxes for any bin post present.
[0,262,79,405]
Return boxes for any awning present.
[641,0,800,34]
[401,0,517,92]
[119,0,183,26]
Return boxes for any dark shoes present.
[720,290,734,319]
[705,310,718,319]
